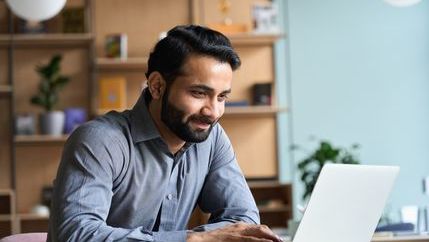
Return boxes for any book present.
[105,33,128,59]
[98,77,127,111]
[62,7,85,33]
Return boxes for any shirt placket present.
[158,152,184,231]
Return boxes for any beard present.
[161,89,217,143]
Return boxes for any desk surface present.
[372,235,429,242]
[282,235,429,242]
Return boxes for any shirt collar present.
[130,90,161,143]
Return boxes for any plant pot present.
[40,111,65,135]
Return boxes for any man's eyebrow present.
[190,85,214,92]
[190,85,231,95]
[220,89,232,95]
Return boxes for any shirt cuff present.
[152,230,187,242]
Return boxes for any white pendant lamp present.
[6,0,67,21]
[383,0,422,7]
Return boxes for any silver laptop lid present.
[293,164,399,242]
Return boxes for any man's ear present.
[147,72,166,100]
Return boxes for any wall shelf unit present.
[0,0,292,235]
[0,0,93,235]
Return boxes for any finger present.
[242,225,283,242]
[240,235,274,242]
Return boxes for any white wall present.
[280,0,429,219]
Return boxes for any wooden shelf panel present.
[0,85,12,97]
[223,106,287,116]
[228,33,283,46]
[96,57,148,71]
[258,205,291,213]
[17,213,49,221]
[0,33,93,47]
[14,135,68,144]
[0,215,13,221]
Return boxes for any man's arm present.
[193,126,260,232]
[48,124,187,242]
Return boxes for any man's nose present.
[201,99,223,120]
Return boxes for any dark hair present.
[145,25,241,85]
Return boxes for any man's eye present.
[191,91,206,97]
[218,94,229,102]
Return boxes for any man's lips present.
[191,120,211,129]
[189,116,214,130]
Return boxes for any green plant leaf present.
[30,54,69,111]
[295,140,360,201]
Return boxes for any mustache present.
[188,115,216,125]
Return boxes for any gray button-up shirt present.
[48,93,259,242]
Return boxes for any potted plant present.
[295,140,360,201]
[30,54,70,135]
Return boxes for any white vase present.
[40,111,65,135]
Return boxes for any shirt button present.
[167,194,173,200]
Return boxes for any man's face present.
[161,55,233,143]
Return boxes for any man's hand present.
[187,222,283,242]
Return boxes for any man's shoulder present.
[69,111,131,144]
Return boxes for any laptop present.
[292,164,400,242]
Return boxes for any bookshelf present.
[0,0,93,235]
[0,0,291,235]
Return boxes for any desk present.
[282,235,429,242]
[372,235,429,242]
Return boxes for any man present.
[48,25,282,242]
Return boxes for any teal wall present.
[277,0,429,219]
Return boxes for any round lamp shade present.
[383,0,422,7]
[6,0,67,21]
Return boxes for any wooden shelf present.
[95,57,148,71]
[0,215,13,221]
[16,213,49,221]
[14,135,68,145]
[0,85,12,97]
[227,32,283,46]
[248,182,292,228]
[224,106,287,116]
[258,205,291,213]
[0,33,93,47]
